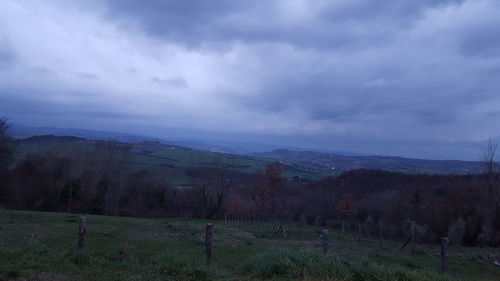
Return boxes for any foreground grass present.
[0,210,498,281]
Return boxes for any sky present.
[1,0,500,160]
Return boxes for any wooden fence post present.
[440,237,449,273]
[342,220,345,239]
[358,223,362,243]
[322,229,329,254]
[277,225,287,239]
[299,213,306,228]
[205,223,214,265]
[77,216,86,249]
[379,223,383,248]
[410,221,415,255]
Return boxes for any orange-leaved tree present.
[254,162,285,217]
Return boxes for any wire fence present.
[1,209,499,279]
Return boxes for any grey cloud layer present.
[104,0,464,48]
[1,0,500,159]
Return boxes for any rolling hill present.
[10,124,485,181]
[8,124,297,155]
[252,149,482,175]
[13,135,338,188]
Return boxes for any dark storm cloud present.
[320,0,465,22]
[461,25,500,57]
[150,76,188,88]
[0,86,146,126]
[104,0,250,47]
[104,0,465,49]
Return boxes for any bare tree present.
[0,117,13,171]
[186,157,234,219]
[269,163,286,216]
[482,137,497,208]
[480,137,499,246]
[0,117,12,201]
[64,145,96,213]
[94,140,131,215]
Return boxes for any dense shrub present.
[243,249,462,281]
[243,249,350,280]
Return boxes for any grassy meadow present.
[0,209,499,281]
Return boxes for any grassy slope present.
[14,140,338,188]
[1,210,499,281]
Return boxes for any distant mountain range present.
[8,124,250,154]
[9,124,357,155]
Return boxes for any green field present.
[14,138,338,188]
[0,209,498,281]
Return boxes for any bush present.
[243,249,460,281]
[242,249,350,280]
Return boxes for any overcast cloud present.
[1,0,500,160]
